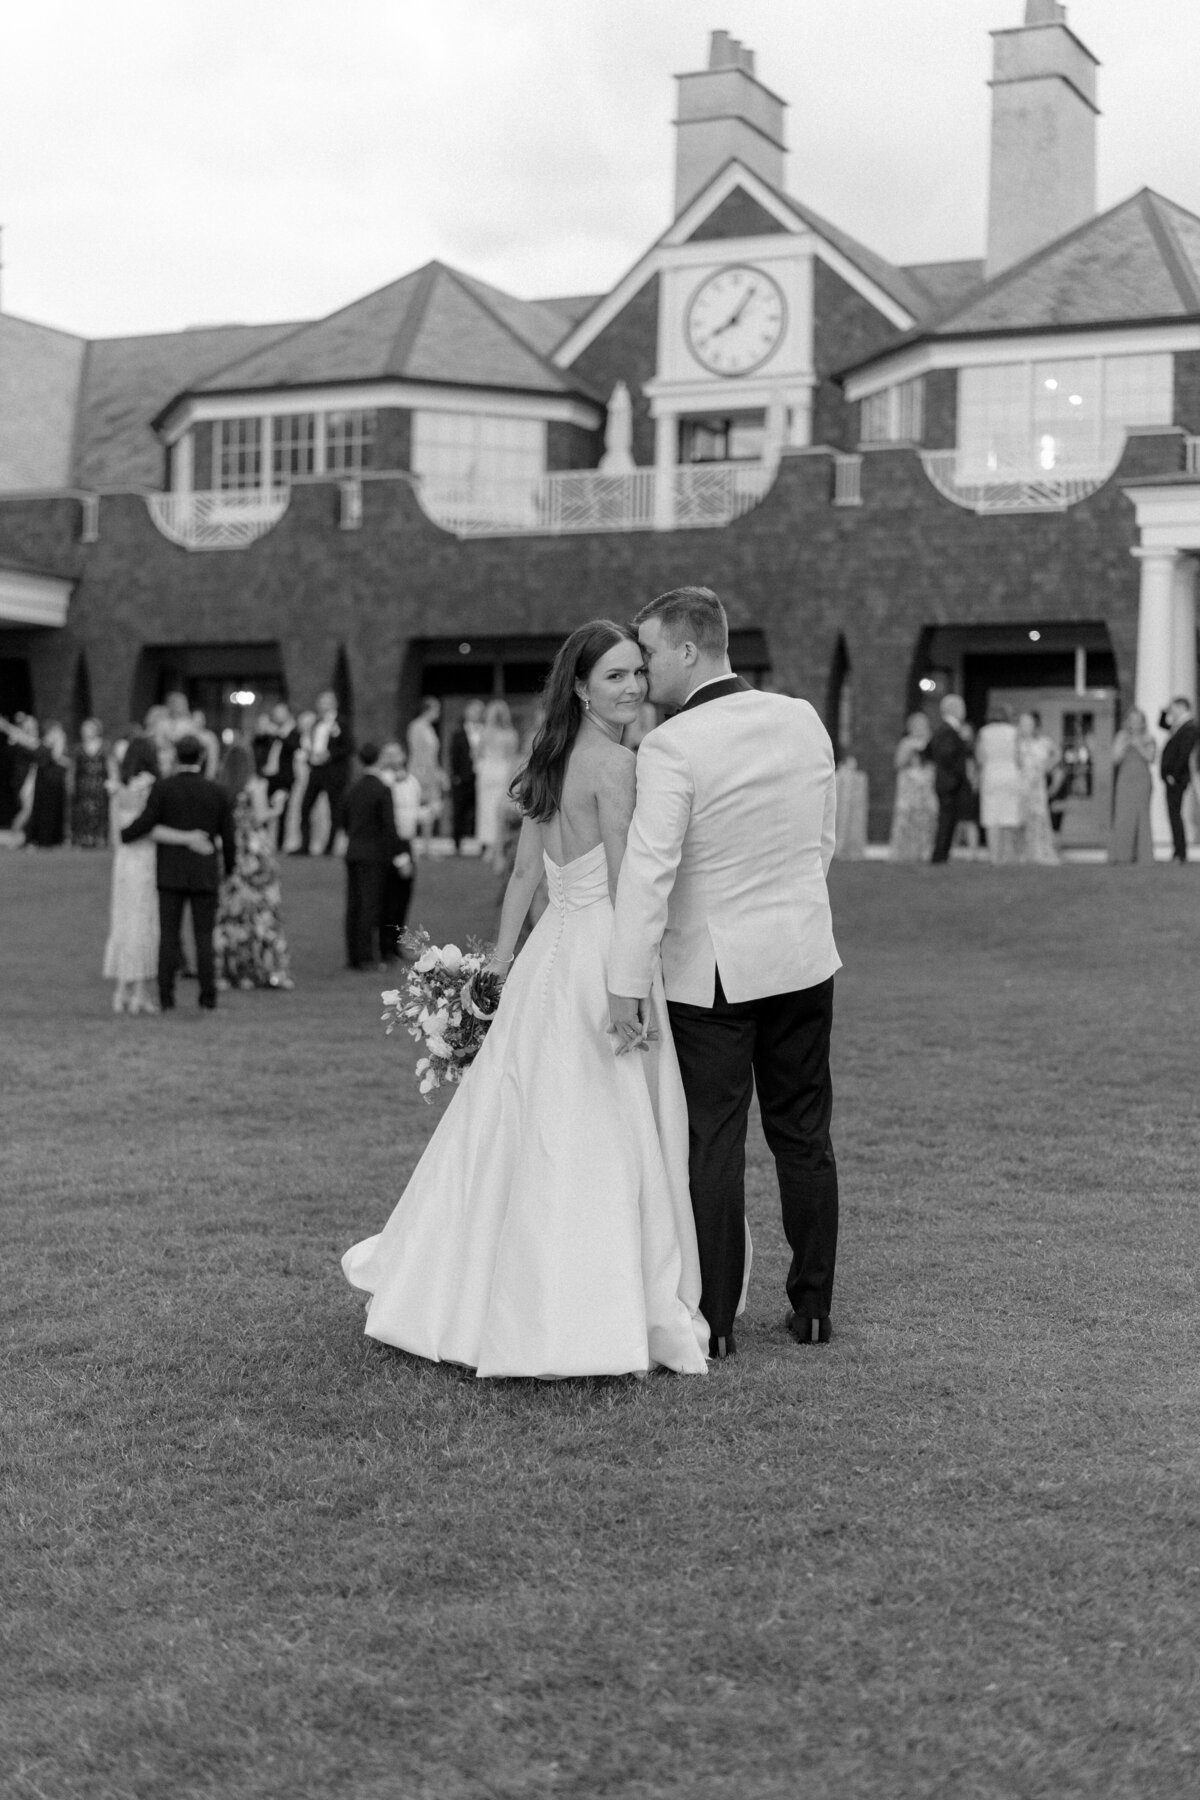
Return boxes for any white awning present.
[0,566,72,626]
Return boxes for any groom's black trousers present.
[667,973,838,1337]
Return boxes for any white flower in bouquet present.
[383,928,506,1101]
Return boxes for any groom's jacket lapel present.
[677,675,751,714]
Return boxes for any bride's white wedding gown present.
[342,843,712,1378]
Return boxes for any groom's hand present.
[607,991,652,1055]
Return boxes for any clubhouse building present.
[3,0,1200,842]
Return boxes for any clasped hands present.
[606,991,657,1056]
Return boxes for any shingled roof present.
[928,189,1200,336]
[181,262,589,407]
[73,321,304,488]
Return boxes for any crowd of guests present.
[888,692,1200,865]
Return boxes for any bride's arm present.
[597,749,636,903]
[485,815,545,976]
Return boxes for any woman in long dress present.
[343,620,711,1379]
[474,698,520,863]
[975,705,1022,863]
[71,718,110,847]
[888,712,937,861]
[1108,707,1156,863]
[1016,710,1060,865]
[213,740,294,990]
[103,737,162,1014]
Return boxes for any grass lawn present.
[2,846,1198,1800]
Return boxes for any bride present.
[342,620,710,1378]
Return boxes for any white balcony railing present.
[416,461,776,539]
[146,488,292,551]
[919,451,1113,515]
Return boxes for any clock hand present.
[703,286,759,345]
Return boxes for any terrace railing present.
[146,488,292,551]
[919,451,1112,515]
[415,460,775,538]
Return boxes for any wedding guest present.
[1108,707,1157,863]
[1159,697,1197,863]
[976,703,1022,863]
[213,738,294,990]
[103,736,162,1014]
[282,709,316,852]
[1016,710,1060,864]
[121,734,236,1012]
[475,698,519,865]
[834,753,868,859]
[144,704,173,773]
[928,694,971,863]
[379,740,420,959]
[448,698,483,852]
[260,701,301,846]
[298,690,354,855]
[0,711,39,832]
[191,710,221,778]
[71,718,110,847]
[24,722,70,848]
[406,695,446,845]
[340,743,405,971]
[888,712,937,861]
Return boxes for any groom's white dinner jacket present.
[609,681,841,1006]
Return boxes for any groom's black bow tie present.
[679,676,751,713]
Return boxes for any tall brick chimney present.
[985,1,1099,278]
[673,30,787,217]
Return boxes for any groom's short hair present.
[633,586,728,657]
[174,734,204,767]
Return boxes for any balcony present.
[146,488,292,551]
[415,461,775,539]
[919,451,1114,515]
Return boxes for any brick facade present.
[0,428,1174,841]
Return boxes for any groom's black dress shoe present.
[786,1310,832,1346]
[708,1333,736,1360]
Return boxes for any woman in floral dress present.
[213,740,294,990]
[71,718,110,846]
[888,712,937,860]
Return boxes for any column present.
[653,410,676,530]
[1170,553,1197,710]
[170,430,193,496]
[1132,546,1178,848]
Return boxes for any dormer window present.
[210,408,377,490]
[215,419,263,490]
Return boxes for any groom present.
[608,587,841,1359]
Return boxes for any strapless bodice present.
[543,842,609,912]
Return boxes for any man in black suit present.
[448,700,482,853]
[927,694,971,863]
[122,734,236,1010]
[1159,697,1198,863]
[341,743,406,970]
[298,689,355,855]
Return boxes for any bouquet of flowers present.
[382,928,504,1100]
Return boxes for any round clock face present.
[686,265,786,375]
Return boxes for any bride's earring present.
[579,693,590,712]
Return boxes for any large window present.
[957,352,1172,479]
[214,418,262,490]
[412,412,545,499]
[273,413,317,483]
[860,377,924,445]
[326,408,376,474]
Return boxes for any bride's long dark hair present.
[511,618,640,823]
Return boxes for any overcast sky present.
[2,0,1198,340]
